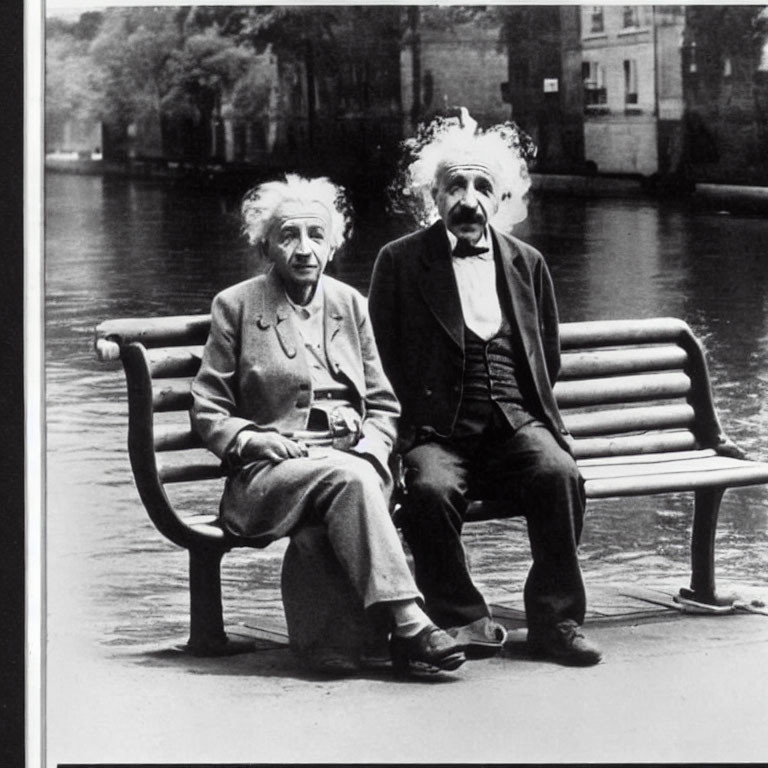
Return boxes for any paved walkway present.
[44,583,768,765]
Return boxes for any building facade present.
[398,6,688,177]
[399,4,767,184]
[575,5,685,176]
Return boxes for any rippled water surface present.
[44,173,768,649]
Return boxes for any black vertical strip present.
[0,0,25,766]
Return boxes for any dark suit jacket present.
[368,220,570,451]
[191,269,400,473]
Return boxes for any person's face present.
[433,163,500,244]
[264,201,334,302]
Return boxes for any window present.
[583,61,607,110]
[723,57,732,79]
[590,6,604,34]
[624,59,638,106]
[622,6,639,29]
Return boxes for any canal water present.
[44,173,768,651]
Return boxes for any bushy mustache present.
[449,204,486,225]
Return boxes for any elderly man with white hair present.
[191,174,465,677]
[368,113,602,666]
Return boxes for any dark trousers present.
[400,411,586,630]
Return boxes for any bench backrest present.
[556,318,725,459]
[95,315,727,549]
[95,316,222,549]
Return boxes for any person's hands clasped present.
[239,431,308,463]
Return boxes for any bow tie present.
[453,240,491,259]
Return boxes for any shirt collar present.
[444,224,493,260]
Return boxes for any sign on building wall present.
[543,78,559,93]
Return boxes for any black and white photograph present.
[32,2,768,765]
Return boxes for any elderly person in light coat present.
[191,174,465,677]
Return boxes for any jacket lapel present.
[323,280,365,398]
[493,228,541,368]
[322,280,344,374]
[416,222,464,350]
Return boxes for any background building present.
[575,5,685,177]
[46,6,768,188]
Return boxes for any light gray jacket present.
[190,268,400,474]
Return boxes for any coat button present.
[425,388,433,397]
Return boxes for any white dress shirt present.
[446,227,503,341]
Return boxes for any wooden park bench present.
[94,315,768,654]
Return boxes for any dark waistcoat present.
[453,313,540,439]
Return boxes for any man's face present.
[265,201,333,299]
[433,163,500,244]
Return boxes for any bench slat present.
[184,514,226,540]
[147,346,204,378]
[152,379,195,412]
[577,448,717,466]
[563,403,696,437]
[585,463,768,497]
[158,458,223,483]
[96,315,211,349]
[580,454,755,480]
[570,431,698,459]
[154,426,203,452]
[183,514,221,525]
[554,371,691,408]
[559,317,689,349]
[559,346,688,379]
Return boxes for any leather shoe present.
[446,617,507,659]
[390,623,466,675]
[527,620,602,667]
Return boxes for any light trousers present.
[221,448,420,613]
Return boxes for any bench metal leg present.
[681,487,728,606]
[186,547,255,656]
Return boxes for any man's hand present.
[329,406,363,451]
[239,431,308,463]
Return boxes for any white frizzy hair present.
[396,115,534,231]
[241,173,351,250]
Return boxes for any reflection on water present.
[45,174,768,649]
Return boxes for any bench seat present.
[579,449,768,497]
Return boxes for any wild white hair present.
[241,173,351,250]
[392,109,535,231]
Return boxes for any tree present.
[45,17,103,150]
[87,7,260,159]
[163,25,255,158]
[88,7,183,155]
[236,7,342,150]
